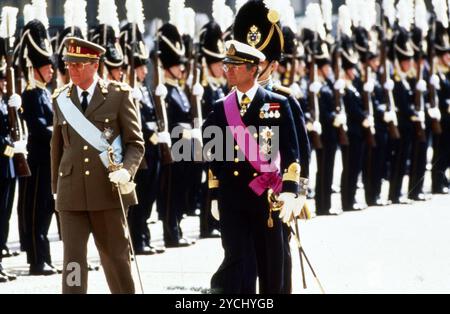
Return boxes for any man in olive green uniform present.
[51,37,144,294]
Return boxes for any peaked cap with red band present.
[63,37,106,63]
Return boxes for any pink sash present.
[223,91,282,195]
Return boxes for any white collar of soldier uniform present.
[165,77,179,87]
[76,75,99,102]
[236,82,259,107]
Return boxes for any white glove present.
[191,128,202,141]
[8,94,22,109]
[333,78,346,91]
[428,107,441,121]
[192,82,204,97]
[309,81,322,94]
[312,120,322,134]
[155,83,168,98]
[414,111,425,123]
[13,140,27,155]
[363,79,375,93]
[211,200,220,221]
[430,74,441,90]
[362,116,375,128]
[383,110,397,123]
[333,113,347,128]
[108,168,131,185]
[131,88,143,102]
[383,79,395,91]
[290,82,302,99]
[278,192,300,224]
[416,79,427,92]
[157,131,172,147]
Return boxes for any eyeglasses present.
[222,63,244,72]
[65,62,93,71]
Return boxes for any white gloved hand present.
[192,82,204,97]
[155,83,168,98]
[428,107,441,121]
[415,111,425,123]
[191,128,202,141]
[295,195,307,216]
[211,200,220,221]
[416,79,427,92]
[278,192,299,224]
[363,79,375,93]
[131,88,143,102]
[430,74,441,90]
[157,131,172,147]
[290,82,302,98]
[8,94,22,109]
[108,168,131,185]
[333,113,347,128]
[383,79,395,91]
[13,140,27,155]
[309,81,322,94]
[312,120,322,134]
[362,116,375,128]
[333,78,346,91]
[383,110,397,123]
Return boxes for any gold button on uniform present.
[85,171,90,176]
[105,118,109,123]
[63,121,67,125]
[59,172,63,177]
[253,133,258,138]
[84,158,89,163]
[233,171,239,176]
[253,173,258,177]
[234,158,239,163]
[234,145,239,150]
[83,145,88,151]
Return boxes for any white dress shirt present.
[76,76,99,106]
[236,83,259,109]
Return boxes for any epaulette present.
[109,80,132,92]
[272,84,293,97]
[51,84,70,99]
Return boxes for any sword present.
[107,146,145,294]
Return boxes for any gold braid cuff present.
[282,162,301,183]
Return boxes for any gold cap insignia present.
[247,25,262,48]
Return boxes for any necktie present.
[81,91,89,113]
[240,94,251,116]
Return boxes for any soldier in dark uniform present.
[431,16,450,194]
[0,42,19,282]
[388,26,417,204]
[302,26,340,215]
[354,26,391,206]
[120,22,166,255]
[231,0,310,294]
[408,24,429,201]
[157,23,196,248]
[339,33,368,211]
[204,38,304,294]
[19,19,58,276]
[92,24,124,83]
[198,21,226,238]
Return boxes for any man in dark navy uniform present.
[230,0,310,294]
[120,21,166,255]
[388,27,417,204]
[157,22,197,248]
[204,37,304,294]
[19,19,58,276]
[198,21,227,238]
[0,40,19,282]
[431,15,450,195]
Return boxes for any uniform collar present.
[236,82,259,104]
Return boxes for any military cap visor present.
[223,40,266,65]
[63,37,106,63]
